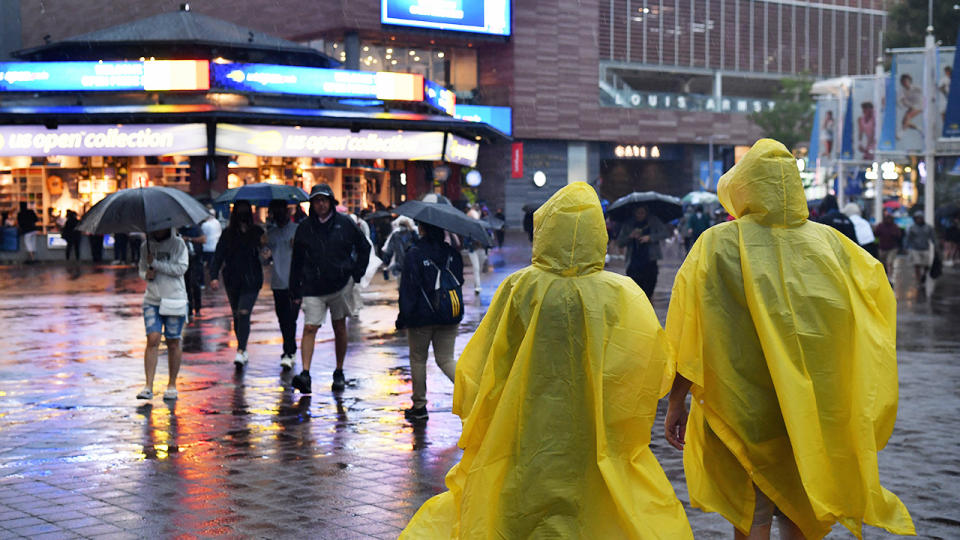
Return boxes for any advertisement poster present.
[816,98,840,163]
[892,51,926,153]
[850,78,879,162]
[942,44,960,137]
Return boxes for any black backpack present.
[420,255,464,325]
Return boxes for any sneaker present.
[279,354,295,371]
[162,388,178,400]
[404,406,429,421]
[291,371,312,394]
[234,350,248,369]
[136,387,153,400]
[331,369,346,392]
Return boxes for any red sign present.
[511,142,523,178]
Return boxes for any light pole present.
[923,22,936,226]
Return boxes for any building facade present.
[3,0,890,224]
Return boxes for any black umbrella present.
[363,210,395,221]
[606,191,683,222]
[477,216,505,230]
[213,183,308,205]
[77,186,210,234]
[395,200,491,246]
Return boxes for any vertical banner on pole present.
[879,58,899,152]
[511,142,524,178]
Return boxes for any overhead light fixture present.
[533,170,547,187]
[409,50,416,56]
[437,52,445,58]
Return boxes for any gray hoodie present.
[139,230,189,306]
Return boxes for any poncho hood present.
[717,138,808,227]
[532,182,607,276]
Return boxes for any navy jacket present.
[397,238,464,329]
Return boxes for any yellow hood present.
[531,182,607,276]
[717,138,809,227]
[401,182,691,539]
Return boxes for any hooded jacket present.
[138,230,188,307]
[400,182,692,539]
[289,211,371,298]
[666,139,913,539]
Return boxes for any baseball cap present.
[309,184,338,205]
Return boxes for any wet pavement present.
[0,233,958,539]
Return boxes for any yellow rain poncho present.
[666,139,914,539]
[401,182,692,539]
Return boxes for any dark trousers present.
[113,233,128,262]
[202,252,216,284]
[272,289,299,356]
[65,234,81,260]
[226,288,259,351]
[185,255,203,315]
[129,237,142,263]
[627,259,659,299]
[89,234,103,262]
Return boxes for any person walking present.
[874,213,903,277]
[842,202,879,257]
[289,184,370,394]
[16,202,40,264]
[264,200,299,371]
[137,228,189,401]
[61,210,81,261]
[396,222,463,422]
[494,208,506,248]
[663,139,914,540]
[381,216,418,286]
[178,224,206,319]
[400,182,692,539]
[813,194,857,242]
[616,204,669,298]
[905,210,937,290]
[209,200,265,369]
[686,204,712,245]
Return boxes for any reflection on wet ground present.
[0,236,958,538]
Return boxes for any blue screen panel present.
[455,105,512,136]
[381,0,510,36]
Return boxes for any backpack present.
[420,255,464,325]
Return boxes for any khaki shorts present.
[302,281,354,327]
[908,249,930,267]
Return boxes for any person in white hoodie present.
[842,202,879,258]
[137,228,189,401]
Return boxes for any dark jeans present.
[129,237,142,263]
[226,288,259,351]
[89,234,103,262]
[202,252,216,284]
[185,254,203,315]
[627,259,659,299]
[114,233,128,262]
[272,289,299,356]
[64,234,81,260]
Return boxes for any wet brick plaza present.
[1,233,958,539]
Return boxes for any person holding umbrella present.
[289,184,371,394]
[616,205,669,298]
[265,200,299,371]
[136,227,190,400]
[209,200,265,370]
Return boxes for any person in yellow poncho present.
[400,182,692,539]
[663,139,915,540]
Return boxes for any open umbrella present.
[395,200,491,246]
[421,193,452,205]
[77,186,209,234]
[477,215,505,230]
[681,191,719,205]
[363,210,395,221]
[606,191,683,222]
[213,183,308,205]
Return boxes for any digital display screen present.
[454,104,512,136]
[211,63,424,101]
[381,0,511,36]
[0,61,210,92]
[424,79,456,115]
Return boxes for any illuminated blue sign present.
[211,62,423,101]
[0,61,209,92]
[454,105,512,136]
[424,80,456,116]
[381,0,511,36]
